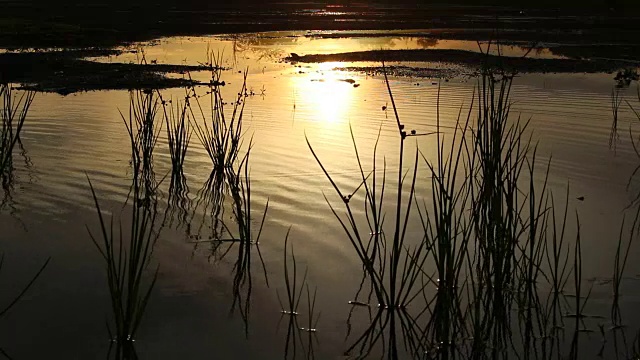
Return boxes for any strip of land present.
[0,50,212,95]
[287,49,639,74]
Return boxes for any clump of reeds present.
[541,187,572,356]
[121,89,162,207]
[177,52,275,337]
[190,52,247,183]
[465,68,553,357]
[567,216,592,360]
[307,63,438,358]
[159,93,192,180]
[0,83,45,356]
[188,170,225,244]
[224,146,269,335]
[610,210,637,329]
[0,84,35,187]
[87,176,160,359]
[277,230,320,360]
[88,87,164,359]
[306,56,594,359]
[176,54,268,335]
[610,87,622,151]
[157,92,192,229]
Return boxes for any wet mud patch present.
[287,49,640,74]
[0,49,211,95]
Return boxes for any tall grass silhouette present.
[88,88,163,359]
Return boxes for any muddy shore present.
[287,49,640,74]
[0,50,211,94]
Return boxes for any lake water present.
[1,31,640,358]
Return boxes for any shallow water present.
[2,32,640,358]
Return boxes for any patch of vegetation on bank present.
[287,49,640,73]
[0,49,210,95]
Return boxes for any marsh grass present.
[121,89,163,207]
[224,146,270,335]
[0,84,35,188]
[299,284,321,360]
[305,58,610,359]
[610,87,623,151]
[183,56,251,249]
[87,87,166,359]
[307,62,444,358]
[277,230,320,360]
[178,61,269,335]
[160,93,192,180]
[162,170,191,230]
[188,171,226,245]
[87,176,160,360]
[567,216,589,360]
[0,83,45,358]
[191,53,247,182]
[610,210,638,329]
[158,93,192,229]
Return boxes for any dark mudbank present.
[286,49,639,74]
[0,50,211,95]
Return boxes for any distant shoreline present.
[1,3,639,49]
[286,49,640,74]
[1,4,638,94]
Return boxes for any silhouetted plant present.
[191,53,246,182]
[0,84,35,188]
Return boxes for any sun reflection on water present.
[290,62,357,126]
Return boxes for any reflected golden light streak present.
[290,62,356,126]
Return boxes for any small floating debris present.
[299,327,317,332]
[381,105,387,111]
[281,310,299,316]
[339,78,356,84]
[576,196,585,201]
[348,300,370,307]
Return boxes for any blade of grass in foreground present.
[87,171,160,359]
